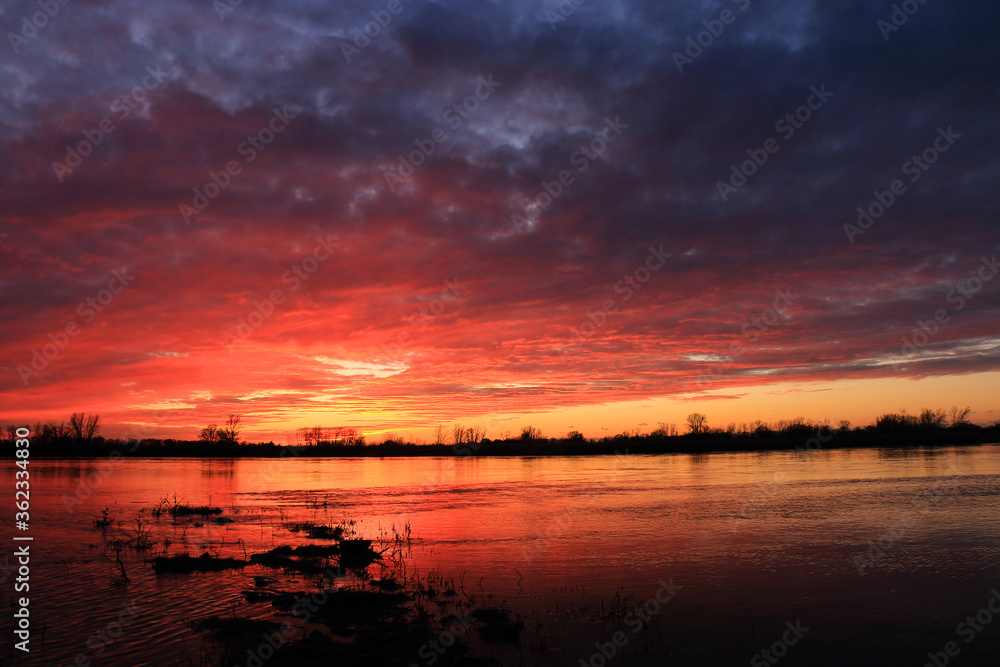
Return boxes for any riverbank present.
[8,425,999,458]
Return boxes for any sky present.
[1,0,998,442]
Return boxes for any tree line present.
[1,405,993,453]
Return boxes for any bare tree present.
[468,425,487,444]
[433,425,448,445]
[220,415,242,444]
[651,422,679,437]
[686,413,708,435]
[200,424,220,442]
[452,424,468,445]
[332,427,362,445]
[70,413,84,439]
[519,426,542,441]
[919,408,947,429]
[36,420,70,441]
[297,426,360,446]
[299,426,330,446]
[949,406,972,427]
[84,414,100,439]
[71,413,101,440]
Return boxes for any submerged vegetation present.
[152,552,248,574]
[85,495,541,666]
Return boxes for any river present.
[2,444,1000,665]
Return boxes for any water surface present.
[3,444,1000,665]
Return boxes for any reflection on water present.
[3,445,1000,665]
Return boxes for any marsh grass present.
[125,502,649,666]
[92,506,114,528]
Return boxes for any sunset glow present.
[5,2,1000,666]
[2,1,997,442]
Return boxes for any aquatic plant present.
[151,552,248,574]
[93,507,114,528]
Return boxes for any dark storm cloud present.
[0,0,998,430]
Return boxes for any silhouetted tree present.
[686,413,708,435]
[433,425,447,445]
[70,413,84,439]
[220,415,242,444]
[918,408,947,430]
[34,420,70,441]
[520,426,542,441]
[200,424,220,442]
[777,417,813,437]
[70,413,101,440]
[299,426,329,446]
[876,412,918,431]
[949,406,972,427]
[331,427,363,445]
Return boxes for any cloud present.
[1,0,998,437]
